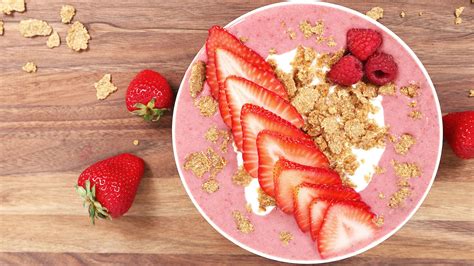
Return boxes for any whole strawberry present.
[75,153,145,224]
[126,69,173,121]
[443,111,474,159]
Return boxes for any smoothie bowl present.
[172,2,442,263]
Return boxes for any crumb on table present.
[19,19,52,37]
[366,7,384,21]
[46,31,61,48]
[60,5,76,24]
[22,62,37,73]
[94,74,117,100]
[66,21,90,52]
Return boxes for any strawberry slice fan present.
[204,25,379,258]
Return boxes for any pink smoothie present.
[173,2,442,263]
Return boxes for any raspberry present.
[347,28,382,61]
[443,111,474,159]
[364,52,398,85]
[327,55,363,86]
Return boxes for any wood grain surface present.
[1,0,473,265]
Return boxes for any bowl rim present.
[172,1,443,264]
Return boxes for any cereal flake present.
[392,161,421,179]
[409,110,422,120]
[378,192,385,199]
[189,61,206,98]
[257,188,276,211]
[0,20,4,35]
[1,0,25,15]
[400,11,406,18]
[205,126,219,143]
[19,19,52,37]
[389,187,411,208]
[454,7,464,25]
[133,140,140,146]
[66,21,90,52]
[184,151,211,178]
[194,96,218,117]
[232,211,254,234]
[239,36,248,43]
[202,178,219,194]
[232,167,252,187]
[366,7,384,21]
[400,83,420,98]
[287,29,297,40]
[378,83,396,95]
[94,74,117,100]
[22,62,37,73]
[469,90,474,97]
[279,231,293,245]
[60,5,76,24]
[373,215,384,227]
[394,134,416,155]
[299,20,324,39]
[46,31,61,48]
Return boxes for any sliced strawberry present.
[256,130,329,197]
[216,48,289,127]
[309,198,332,241]
[241,105,309,176]
[293,183,361,232]
[273,159,342,214]
[309,199,369,240]
[226,77,303,150]
[206,26,273,100]
[318,201,377,259]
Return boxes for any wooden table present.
[1,1,473,264]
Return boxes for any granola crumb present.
[245,203,252,213]
[219,130,231,153]
[194,96,218,117]
[299,20,324,39]
[373,215,384,227]
[378,83,396,95]
[189,61,206,98]
[202,178,219,194]
[455,7,465,18]
[389,186,411,208]
[60,5,76,24]
[232,211,254,234]
[400,83,420,98]
[287,29,297,40]
[205,126,220,143]
[94,74,117,100]
[257,188,276,211]
[326,36,337,47]
[394,134,416,155]
[279,231,293,245]
[0,20,4,35]
[418,12,423,16]
[364,174,372,183]
[239,36,248,43]
[22,62,37,73]
[184,147,226,179]
[374,166,386,175]
[400,11,406,18]
[66,21,90,52]
[378,192,385,199]
[408,101,417,108]
[409,110,423,120]
[1,0,25,15]
[19,19,52,37]
[366,7,384,21]
[470,90,474,97]
[232,166,252,187]
[184,151,211,178]
[275,69,297,98]
[46,31,61,48]
[392,160,421,179]
[133,139,139,146]
[455,17,463,25]
[269,48,277,55]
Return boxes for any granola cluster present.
[232,211,254,234]
[272,47,388,182]
[257,188,276,211]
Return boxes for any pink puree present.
[174,3,441,262]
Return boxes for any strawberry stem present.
[75,179,111,225]
[131,98,167,122]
